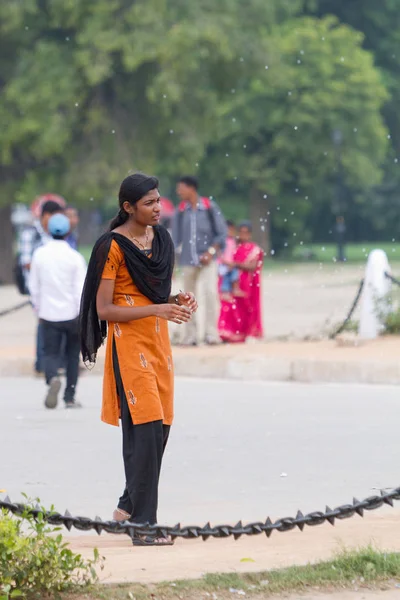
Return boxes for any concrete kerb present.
[0,356,36,377]
[1,347,400,384]
[173,354,400,384]
[292,359,400,384]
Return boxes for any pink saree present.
[218,242,264,343]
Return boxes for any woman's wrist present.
[168,294,181,306]
[153,305,161,317]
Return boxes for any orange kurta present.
[101,240,174,427]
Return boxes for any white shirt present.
[29,240,87,322]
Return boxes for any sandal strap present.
[132,534,174,547]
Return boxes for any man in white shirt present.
[29,214,87,409]
[18,199,64,374]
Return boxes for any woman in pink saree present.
[218,222,264,343]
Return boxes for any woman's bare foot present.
[113,508,131,521]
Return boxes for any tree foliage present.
[0,0,396,249]
[305,0,400,242]
[199,16,388,249]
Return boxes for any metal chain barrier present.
[0,300,30,318]
[385,272,400,287]
[330,271,399,339]
[1,486,400,541]
[330,279,364,338]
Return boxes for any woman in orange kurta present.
[80,173,197,546]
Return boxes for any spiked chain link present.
[1,486,400,541]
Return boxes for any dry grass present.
[64,545,400,600]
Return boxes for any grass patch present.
[65,546,400,599]
[80,242,400,270]
[292,242,400,264]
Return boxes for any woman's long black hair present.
[109,173,159,230]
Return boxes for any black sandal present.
[131,535,174,547]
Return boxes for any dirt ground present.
[226,591,400,599]
[69,510,400,585]
[72,588,400,600]
[284,592,400,599]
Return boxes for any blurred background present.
[0,0,399,281]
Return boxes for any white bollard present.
[359,249,391,339]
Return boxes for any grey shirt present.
[172,197,227,267]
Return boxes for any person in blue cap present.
[29,213,87,408]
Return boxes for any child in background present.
[218,220,240,300]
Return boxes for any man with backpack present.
[29,213,86,408]
[172,176,227,346]
[17,200,65,373]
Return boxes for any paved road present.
[1,376,399,527]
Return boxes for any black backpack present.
[14,228,41,295]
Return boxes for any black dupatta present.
[79,226,174,365]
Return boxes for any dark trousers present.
[113,340,170,524]
[42,318,80,402]
[35,321,45,373]
[36,319,66,373]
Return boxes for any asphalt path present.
[1,376,398,528]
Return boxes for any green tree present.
[0,0,305,202]
[0,0,392,281]
[199,16,389,252]
[306,0,400,243]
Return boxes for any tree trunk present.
[78,208,104,246]
[250,186,270,254]
[0,204,15,285]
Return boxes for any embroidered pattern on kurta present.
[125,294,134,306]
[127,390,137,406]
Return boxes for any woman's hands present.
[176,291,198,313]
[156,303,192,324]
[156,292,198,324]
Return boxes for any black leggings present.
[113,339,170,524]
